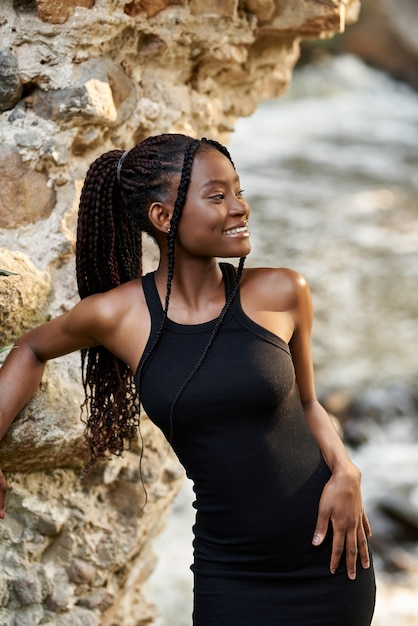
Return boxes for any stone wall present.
[0,1,359,624]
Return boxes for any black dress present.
[136,263,376,625]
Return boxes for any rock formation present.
[0,1,359,624]
[333,0,418,87]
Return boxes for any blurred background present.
[149,1,418,623]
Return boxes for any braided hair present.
[76,134,245,469]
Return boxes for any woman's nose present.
[230,195,249,217]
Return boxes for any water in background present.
[148,55,418,625]
[230,54,418,392]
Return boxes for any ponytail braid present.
[77,150,142,298]
[76,150,142,469]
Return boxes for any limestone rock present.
[35,0,94,24]
[0,425,183,626]
[190,0,238,18]
[124,0,185,18]
[0,248,51,345]
[0,355,86,472]
[241,0,275,22]
[0,146,56,229]
[0,49,23,113]
[32,79,117,127]
[31,58,131,127]
[261,0,345,36]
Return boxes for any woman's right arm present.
[0,337,47,441]
[0,296,107,517]
[0,337,48,517]
[0,296,105,432]
[0,280,148,517]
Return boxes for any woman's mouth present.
[223,225,250,237]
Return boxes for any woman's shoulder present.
[73,278,146,332]
[240,266,310,312]
[68,278,150,368]
[241,266,309,295]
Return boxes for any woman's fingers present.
[329,523,348,576]
[343,526,359,580]
[312,478,372,579]
[312,496,331,547]
[362,511,373,538]
[358,524,372,571]
[329,516,371,580]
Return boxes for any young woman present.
[0,134,375,624]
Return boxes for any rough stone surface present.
[125,0,185,18]
[0,248,51,343]
[243,0,275,22]
[0,355,87,472]
[0,145,56,228]
[36,0,95,24]
[0,48,23,113]
[190,0,238,17]
[0,422,183,626]
[0,1,360,624]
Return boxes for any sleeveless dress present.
[136,263,376,625]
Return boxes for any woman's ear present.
[148,202,172,235]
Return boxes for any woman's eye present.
[209,193,225,200]
[237,189,245,198]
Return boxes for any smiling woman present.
[172,148,251,265]
[0,133,375,625]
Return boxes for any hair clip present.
[116,150,129,182]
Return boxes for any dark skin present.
[0,149,371,578]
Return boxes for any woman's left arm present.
[289,273,372,580]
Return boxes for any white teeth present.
[224,226,248,235]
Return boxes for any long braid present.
[77,150,142,469]
[77,151,142,297]
[134,139,200,399]
[164,139,200,314]
[167,257,246,444]
[164,139,244,436]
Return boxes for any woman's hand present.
[0,469,7,519]
[312,464,372,579]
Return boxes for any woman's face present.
[175,148,251,259]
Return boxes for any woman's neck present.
[154,257,227,323]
